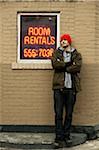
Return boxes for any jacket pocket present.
[53,72,64,87]
[73,73,81,92]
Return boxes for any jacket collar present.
[58,47,75,53]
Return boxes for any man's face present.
[60,39,69,49]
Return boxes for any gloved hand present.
[65,62,72,72]
[65,62,72,67]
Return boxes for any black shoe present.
[65,136,72,147]
[54,139,66,149]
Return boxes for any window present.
[17,12,60,65]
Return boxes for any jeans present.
[54,88,76,140]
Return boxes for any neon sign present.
[24,27,55,45]
[19,14,58,60]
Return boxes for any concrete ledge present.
[0,125,55,133]
[0,133,87,149]
[12,62,53,70]
[0,124,99,140]
[71,125,98,140]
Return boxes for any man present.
[51,34,82,148]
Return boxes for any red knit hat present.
[60,34,72,45]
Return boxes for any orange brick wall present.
[0,0,99,125]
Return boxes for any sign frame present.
[17,12,60,63]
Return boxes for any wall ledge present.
[0,0,86,2]
[12,62,53,70]
[0,124,99,140]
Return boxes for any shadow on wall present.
[73,63,99,125]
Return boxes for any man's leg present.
[63,89,76,139]
[54,89,64,141]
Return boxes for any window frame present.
[17,12,60,64]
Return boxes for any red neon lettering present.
[24,48,54,58]
[50,36,55,45]
[24,36,30,44]
[43,27,51,36]
[28,27,51,36]
[28,27,34,36]
[41,37,47,44]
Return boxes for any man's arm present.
[66,52,82,73]
[51,50,66,70]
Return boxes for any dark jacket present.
[51,47,82,93]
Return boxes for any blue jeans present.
[54,88,76,140]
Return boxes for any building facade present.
[0,0,99,126]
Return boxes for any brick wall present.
[0,3,2,123]
[0,1,99,125]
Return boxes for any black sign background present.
[20,14,57,59]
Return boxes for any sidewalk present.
[0,132,99,150]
